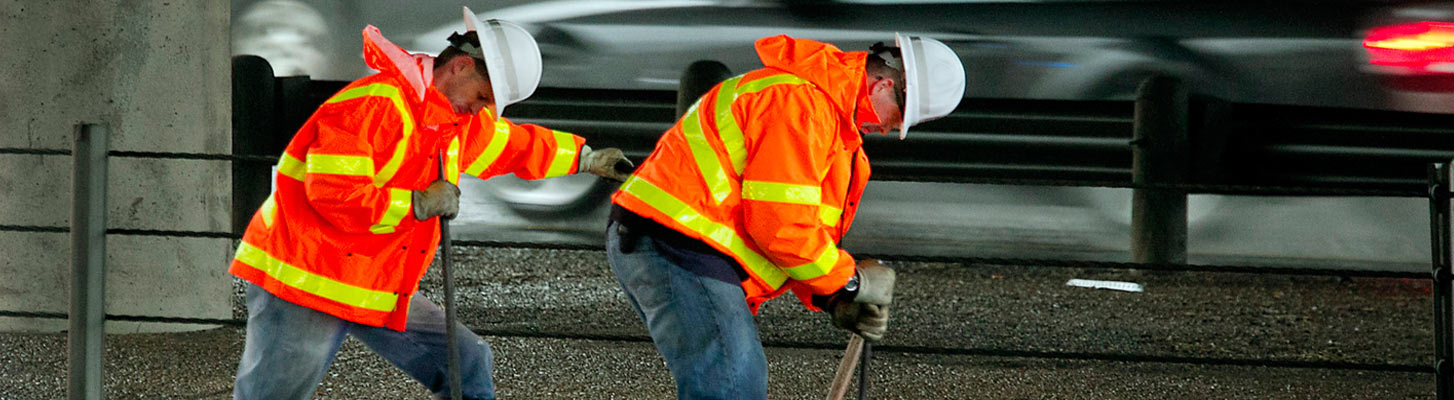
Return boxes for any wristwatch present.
[843,271,860,293]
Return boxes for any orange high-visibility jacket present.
[229,26,586,331]
[612,35,872,313]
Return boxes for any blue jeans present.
[233,283,495,400]
[606,220,769,400]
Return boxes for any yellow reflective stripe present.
[711,74,812,175]
[325,84,413,187]
[465,120,511,176]
[369,188,412,234]
[819,204,842,227]
[233,242,399,312]
[545,130,578,178]
[681,101,734,204]
[446,137,461,185]
[277,153,305,182]
[260,194,278,227]
[306,154,374,177]
[741,180,820,205]
[620,176,787,288]
[713,76,746,174]
[737,73,811,93]
[785,245,839,281]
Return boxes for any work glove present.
[412,180,461,221]
[826,259,896,342]
[579,145,634,182]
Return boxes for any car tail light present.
[1364,21,1454,74]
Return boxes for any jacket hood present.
[361,26,470,127]
[362,25,431,102]
[753,35,867,116]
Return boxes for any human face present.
[859,76,903,136]
[437,57,495,116]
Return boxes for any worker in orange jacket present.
[606,34,966,399]
[230,8,630,400]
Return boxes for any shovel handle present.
[826,334,865,400]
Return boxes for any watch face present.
[845,275,859,291]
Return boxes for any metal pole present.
[439,152,463,400]
[70,123,108,400]
[1430,162,1453,400]
[858,342,871,400]
[1131,76,1189,264]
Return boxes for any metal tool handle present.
[439,151,462,400]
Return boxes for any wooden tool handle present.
[826,334,865,400]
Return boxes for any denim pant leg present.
[233,283,351,400]
[606,221,769,400]
[351,294,496,400]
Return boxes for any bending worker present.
[229,7,630,400]
[606,34,966,398]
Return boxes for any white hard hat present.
[460,7,542,116]
[895,33,966,140]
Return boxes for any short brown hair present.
[438,31,490,79]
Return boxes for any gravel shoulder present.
[0,247,1438,399]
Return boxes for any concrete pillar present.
[0,1,232,333]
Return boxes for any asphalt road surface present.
[0,245,1438,399]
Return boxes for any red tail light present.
[1364,21,1454,74]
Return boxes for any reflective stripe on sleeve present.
[260,194,278,227]
[619,176,787,289]
[369,188,412,234]
[306,154,375,177]
[464,120,511,176]
[819,204,842,227]
[233,242,399,312]
[544,130,579,178]
[741,180,820,205]
[277,153,305,182]
[784,245,839,281]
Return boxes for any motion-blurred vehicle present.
[413,0,1452,220]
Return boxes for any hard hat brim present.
[896,32,919,140]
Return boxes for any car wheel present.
[476,173,614,218]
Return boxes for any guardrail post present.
[231,55,278,235]
[70,123,108,400]
[1430,162,1453,400]
[676,60,732,118]
[1131,76,1189,264]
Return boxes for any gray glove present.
[829,302,891,342]
[412,180,460,220]
[579,145,633,182]
[827,259,896,342]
